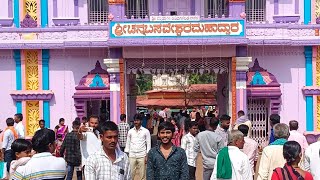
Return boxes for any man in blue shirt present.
[269,114,280,144]
[147,121,189,180]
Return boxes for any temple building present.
[0,0,319,144]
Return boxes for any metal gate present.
[247,98,269,146]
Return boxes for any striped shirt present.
[85,147,131,180]
[118,122,130,148]
[181,132,198,167]
[12,152,66,180]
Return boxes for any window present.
[88,0,109,23]
[126,0,148,19]
[206,0,229,18]
[245,0,266,22]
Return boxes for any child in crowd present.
[9,139,32,179]
[55,134,63,157]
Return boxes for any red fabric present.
[272,165,314,180]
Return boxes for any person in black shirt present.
[60,120,82,180]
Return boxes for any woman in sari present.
[170,118,181,147]
[54,118,68,140]
[272,141,313,180]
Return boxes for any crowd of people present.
[0,107,319,180]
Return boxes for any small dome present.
[247,59,279,86]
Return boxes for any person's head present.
[133,113,142,128]
[238,124,249,137]
[228,130,245,149]
[270,114,280,127]
[196,112,201,119]
[6,118,14,127]
[32,128,56,153]
[171,118,177,126]
[283,141,302,165]
[120,114,126,122]
[11,139,32,160]
[158,122,175,145]
[81,116,87,123]
[39,119,45,129]
[289,120,299,131]
[56,134,63,141]
[188,121,199,136]
[14,113,23,123]
[100,121,119,152]
[59,118,65,126]
[89,115,99,129]
[75,117,80,122]
[219,114,231,130]
[274,123,290,140]
[192,107,196,112]
[72,120,81,132]
[207,117,219,130]
[237,110,245,118]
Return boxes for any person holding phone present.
[77,115,101,174]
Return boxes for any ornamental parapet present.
[10,90,54,101]
[0,22,320,48]
[0,26,108,49]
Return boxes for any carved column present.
[229,0,245,18]
[108,0,126,20]
[104,58,120,124]
[236,57,252,114]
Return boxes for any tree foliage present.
[136,74,153,95]
[189,73,217,84]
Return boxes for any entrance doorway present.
[86,100,110,122]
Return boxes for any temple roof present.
[247,58,280,86]
[75,61,110,90]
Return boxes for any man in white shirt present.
[77,115,101,169]
[181,121,199,180]
[304,141,320,179]
[288,120,308,152]
[238,124,258,176]
[125,113,151,180]
[1,118,17,172]
[215,114,231,146]
[85,121,131,180]
[14,113,25,139]
[12,128,66,180]
[211,130,252,180]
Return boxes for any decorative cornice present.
[108,0,125,5]
[10,90,54,101]
[236,57,252,71]
[304,132,320,144]
[302,86,320,95]
[104,58,120,73]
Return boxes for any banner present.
[110,20,245,38]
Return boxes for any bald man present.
[288,120,308,152]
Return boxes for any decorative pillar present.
[305,46,313,131]
[14,0,19,27]
[229,0,245,18]
[14,50,22,113]
[42,50,50,128]
[40,0,48,27]
[236,57,252,114]
[304,0,311,24]
[108,0,126,19]
[231,57,237,122]
[104,58,120,124]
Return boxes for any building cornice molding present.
[10,90,54,101]
[302,86,320,95]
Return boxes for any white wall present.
[57,0,75,17]
[78,0,88,24]
[248,46,306,132]
[0,0,9,18]
[49,48,107,129]
[0,50,17,128]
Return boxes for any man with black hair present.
[238,124,258,176]
[13,129,66,180]
[85,121,131,179]
[14,113,25,139]
[194,117,225,180]
[78,115,101,170]
[269,114,280,144]
[215,114,231,146]
[60,120,82,180]
[1,118,17,172]
[288,120,308,152]
[147,122,189,180]
[125,113,151,180]
[118,114,130,152]
[181,121,199,180]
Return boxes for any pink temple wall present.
[49,48,107,129]
[265,0,304,23]
[248,46,306,132]
[0,50,17,128]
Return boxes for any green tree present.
[189,73,216,84]
[136,74,153,95]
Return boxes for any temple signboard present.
[109,20,245,38]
